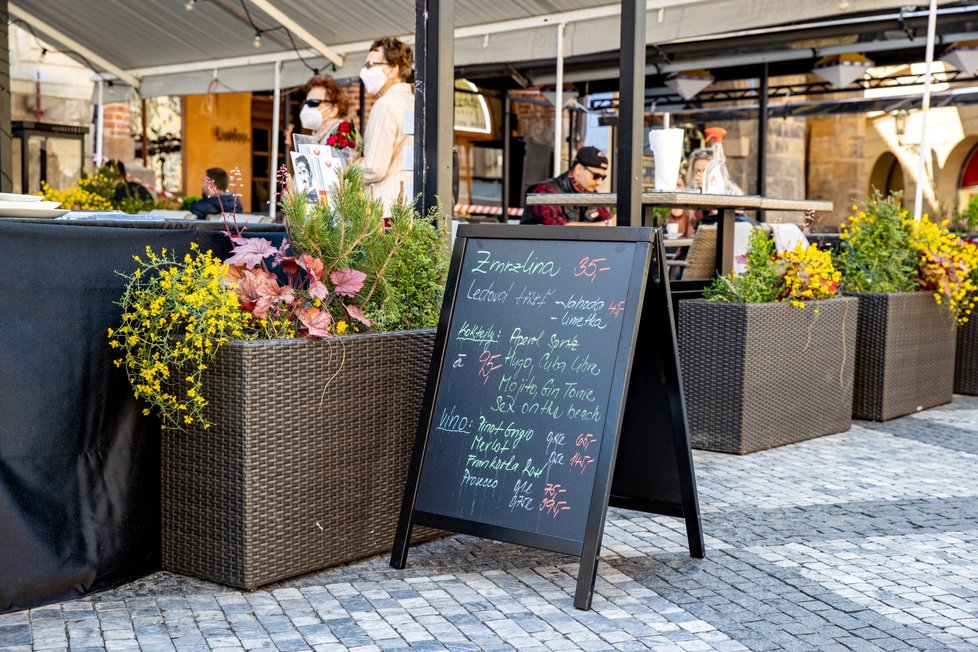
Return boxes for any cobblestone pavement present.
[3,395,978,651]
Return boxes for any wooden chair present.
[668,224,717,280]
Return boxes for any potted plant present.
[954,235,978,395]
[834,192,978,420]
[678,228,857,454]
[109,166,450,589]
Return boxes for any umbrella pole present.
[913,0,938,221]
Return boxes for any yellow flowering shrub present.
[779,242,841,309]
[836,191,978,324]
[41,180,113,211]
[906,214,978,324]
[705,227,840,307]
[109,244,253,431]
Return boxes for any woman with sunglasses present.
[521,146,616,226]
[297,75,360,160]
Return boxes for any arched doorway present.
[869,152,905,198]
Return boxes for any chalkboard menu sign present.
[392,224,702,610]
[413,235,640,548]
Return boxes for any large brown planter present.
[162,329,437,590]
[678,297,857,454]
[849,291,956,421]
[955,316,978,395]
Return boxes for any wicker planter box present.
[162,329,437,590]
[957,316,978,395]
[849,292,956,421]
[678,297,857,454]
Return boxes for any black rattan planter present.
[678,297,857,454]
[954,315,978,395]
[162,329,438,590]
[848,291,956,421]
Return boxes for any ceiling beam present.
[244,0,344,69]
[9,2,141,89]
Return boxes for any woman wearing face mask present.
[359,36,414,215]
[297,75,360,160]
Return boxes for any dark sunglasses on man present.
[574,158,607,182]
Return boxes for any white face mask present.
[299,104,323,131]
[359,66,388,95]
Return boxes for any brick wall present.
[808,114,866,228]
[101,102,135,164]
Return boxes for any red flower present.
[337,137,349,149]
[338,121,351,134]
[326,134,337,146]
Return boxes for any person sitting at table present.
[520,146,616,226]
[684,148,755,231]
[665,170,694,237]
[190,167,243,219]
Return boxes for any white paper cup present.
[665,222,680,236]
[649,128,684,191]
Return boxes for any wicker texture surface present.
[679,224,718,281]
[162,329,437,590]
[955,315,978,395]
[850,292,956,421]
[678,297,857,454]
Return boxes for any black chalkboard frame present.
[391,224,663,608]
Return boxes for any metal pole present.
[913,0,938,221]
[270,61,281,220]
[756,62,768,198]
[141,98,149,167]
[0,0,12,192]
[95,79,104,166]
[414,0,455,219]
[553,23,565,177]
[502,93,511,221]
[615,0,644,227]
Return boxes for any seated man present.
[190,167,244,219]
[521,146,615,226]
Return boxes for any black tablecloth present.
[0,220,284,612]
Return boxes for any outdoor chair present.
[668,224,717,280]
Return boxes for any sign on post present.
[392,224,702,610]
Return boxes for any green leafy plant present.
[282,165,450,332]
[833,191,918,293]
[958,195,978,233]
[705,228,784,303]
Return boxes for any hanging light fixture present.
[812,53,873,88]
[664,69,714,100]
[941,40,978,74]
[253,31,262,48]
[185,0,196,11]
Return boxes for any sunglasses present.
[303,98,333,108]
[363,60,392,70]
[587,168,608,182]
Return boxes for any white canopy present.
[12,0,925,98]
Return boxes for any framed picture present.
[290,151,322,204]
[291,133,319,151]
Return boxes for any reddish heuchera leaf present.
[236,269,294,318]
[330,268,366,296]
[225,230,248,246]
[279,256,300,276]
[226,238,278,269]
[307,274,331,301]
[344,303,372,327]
[297,253,325,280]
[272,238,292,267]
[298,306,333,338]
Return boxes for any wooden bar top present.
[524,192,833,213]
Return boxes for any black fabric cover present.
[0,222,199,612]
[0,220,285,613]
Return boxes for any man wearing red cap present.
[521,146,616,226]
